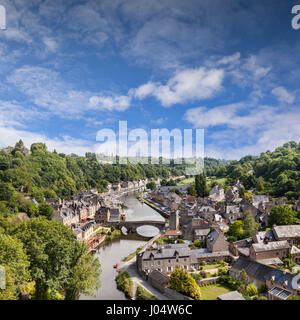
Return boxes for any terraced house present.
[137,244,191,276]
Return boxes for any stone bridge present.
[105,220,166,232]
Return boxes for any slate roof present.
[149,270,169,286]
[273,225,300,239]
[194,228,210,236]
[252,240,290,253]
[231,257,297,290]
[218,291,245,300]
[142,244,190,260]
[253,230,276,243]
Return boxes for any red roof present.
[165,230,182,236]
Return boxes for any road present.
[118,232,170,300]
[120,256,170,300]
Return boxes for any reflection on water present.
[136,225,160,238]
[123,196,165,222]
[80,195,165,300]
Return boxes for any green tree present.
[64,246,101,300]
[146,182,156,190]
[268,205,296,227]
[195,173,209,198]
[238,269,248,295]
[0,182,14,201]
[12,217,101,300]
[0,233,30,297]
[287,295,299,300]
[242,210,256,238]
[169,266,202,300]
[38,203,54,220]
[228,220,244,240]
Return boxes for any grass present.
[201,263,220,270]
[200,283,231,300]
[122,246,144,262]
[177,176,227,187]
[135,286,158,300]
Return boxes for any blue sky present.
[0,0,299,159]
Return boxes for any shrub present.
[115,271,133,299]
[246,284,258,297]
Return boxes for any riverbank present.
[143,198,170,219]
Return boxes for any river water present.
[80,195,165,300]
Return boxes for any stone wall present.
[164,287,194,300]
[196,276,220,286]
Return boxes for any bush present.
[246,284,258,297]
[219,275,240,290]
[115,271,133,299]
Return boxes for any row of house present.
[137,227,232,276]
[229,224,300,265]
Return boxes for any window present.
[168,259,171,263]
[157,261,161,266]
[168,267,172,272]
[176,259,179,263]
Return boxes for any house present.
[197,205,216,222]
[165,230,182,239]
[272,225,300,246]
[194,228,210,241]
[148,270,169,293]
[249,240,290,264]
[224,205,241,224]
[95,207,111,224]
[291,246,300,264]
[73,221,95,242]
[112,182,121,191]
[209,185,225,202]
[206,228,229,253]
[230,257,300,299]
[53,207,79,226]
[109,208,121,222]
[137,243,191,276]
[217,291,245,300]
[252,195,269,209]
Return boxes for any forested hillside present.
[219,141,300,199]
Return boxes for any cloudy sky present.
[0,0,299,159]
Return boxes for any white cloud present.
[217,52,240,66]
[132,67,224,107]
[89,95,131,111]
[271,86,295,104]
[185,103,300,159]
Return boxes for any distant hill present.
[220,141,300,199]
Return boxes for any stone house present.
[148,270,169,293]
[137,244,191,276]
[95,207,111,224]
[206,228,229,252]
[249,240,290,263]
[230,257,300,299]
[272,225,300,246]
[209,185,225,202]
[73,221,95,242]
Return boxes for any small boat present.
[113,264,119,268]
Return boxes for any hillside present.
[221,141,300,199]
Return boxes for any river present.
[80,195,165,300]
